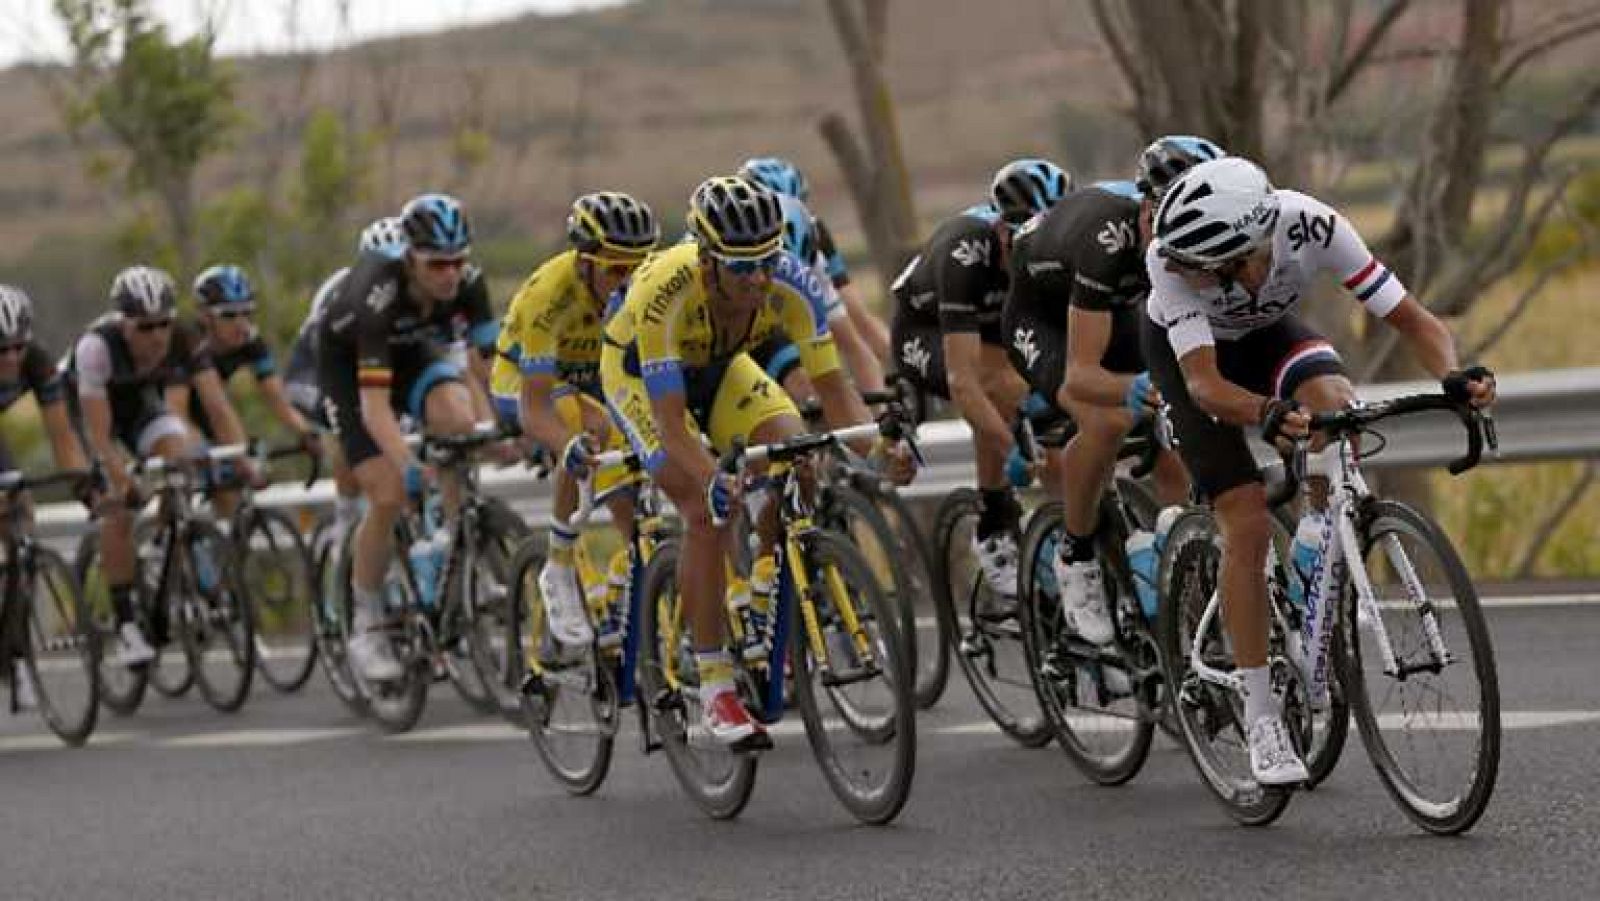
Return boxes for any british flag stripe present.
[1342,256,1393,302]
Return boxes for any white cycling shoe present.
[1247,715,1310,786]
[971,533,1020,619]
[116,622,156,668]
[348,630,404,682]
[1054,555,1116,646]
[538,561,595,648]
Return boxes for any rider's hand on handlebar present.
[1124,372,1161,424]
[871,437,918,486]
[1259,397,1311,449]
[705,470,742,527]
[560,433,597,478]
[299,428,325,460]
[1443,365,1496,409]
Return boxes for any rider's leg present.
[1056,400,1134,553]
[420,378,477,518]
[1213,483,1276,718]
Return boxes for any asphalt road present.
[2,601,1597,901]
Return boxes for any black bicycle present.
[0,469,98,745]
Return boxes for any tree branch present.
[1087,0,1148,128]
[1464,245,1586,359]
[1512,461,1598,579]
[1326,0,1412,106]
[1494,13,1600,89]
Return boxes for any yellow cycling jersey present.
[602,240,840,399]
[490,249,607,398]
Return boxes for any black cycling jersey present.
[428,265,497,355]
[65,315,186,455]
[0,342,65,414]
[891,208,1010,337]
[170,320,277,441]
[1004,183,1148,398]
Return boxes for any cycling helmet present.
[567,191,660,258]
[358,216,407,258]
[193,265,254,307]
[400,193,472,255]
[110,266,178,317]
[777,194,819,265]
[737,156,809,202]
[686,176,783,259]
[1136,135,1226,202]
[1154,157,1279,268]
[990,158,1072,224]
[0,285,33,342]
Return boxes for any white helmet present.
[358,216,407,258]
[1154,157,1279,268]
[110,266,178,317]
[0,284,33,341]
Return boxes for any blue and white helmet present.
[1136,135,1227,202]
[110,266,177,317]
[737,156,809,202]
[400,194,472,255]
[777,194,819,265]
[193,265,254,307]
[990,158,1072,224]
[0,284,33,341]
[359,216,407,258]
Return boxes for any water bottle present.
[1287,511,1328,611]
[409,532,442,610]
[191,538,219,594]
[1125,530,1159,622]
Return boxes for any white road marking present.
[158,727,363,748]
[0,730,140,752]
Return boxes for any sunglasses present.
[215,306,255,320]
[0,341,27,355]
[134,317,174,333]
[581,254,642,279]
[718,253,779,277]
[421,255,469,273]
[1157,244,1250,277]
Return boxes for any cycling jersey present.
[170,320,278,441]
[490,250,606,401]
[0,342,65,414]
[890,204,1009,396]
[428,264,498,355]
[1004,181,1147,399]
[284,269,347,429]
[66,314,189,456]
[1146,190,1407,358]
[813,216,851,288]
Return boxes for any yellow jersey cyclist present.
[1144,157,1496,784]
[601,176,914,748]
[0,285,92,708]
[489,191,660,650]
[738,156,888,397]
[316,194,486,683]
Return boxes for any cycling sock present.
[695,648,735,695]
[1060,530,1097,564]
[977,488,1019,541]
[352,585,386,632]
[334,495,363,533]
[548,517,577,567]
[1239,665,1275,724]
[110,584,137,625]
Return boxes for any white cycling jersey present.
[1145,190,1407,358]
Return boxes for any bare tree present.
[819,0,919,290]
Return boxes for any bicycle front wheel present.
[636,541,757,820]
[509,535,617,795]
[181,520,256,713]
[240,508,318,693]
[872,488,947,709]
[311,519,368,717]
[25,546,100,746]
[1341,500,1499,835]
[75,532,149,716]
[791,530,917,825]
[458,498,532,717]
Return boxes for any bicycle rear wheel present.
[1341,500,1499,835]
[1018,503,1154,786]
[791,530,916,825]
[934,489,1050,747]
[240,508,317,693]
[181,520,256,713]
[312,520,368,717]
[25,546,99,746]
[76,532,149,716]
[871,488,947,709]
[817,485,916,701]
[509,537,617,795]
[636,541,757,820]
[134,519,194,700]
[1159,509,1291,827]
[458,498,531,717]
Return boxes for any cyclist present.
[891,158,1070,609]
[1144,156,1496,784]
[169,265,321,513]
[1002,137,1218,643]
[426,254,499,424]
[489,191,659,650]
[0,285,91,706]
[67,266,242,665]
[316,194,484,682]
[601,175,913,747]
[738,156,891,381]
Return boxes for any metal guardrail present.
[34,367,1599,541]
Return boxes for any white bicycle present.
[1160,392,1500,833]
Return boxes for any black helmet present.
[686,176,783,259]
[1136,135,1226,202]
[990,158,1072,224]
[111,266,177,317]
[567,192,660,258]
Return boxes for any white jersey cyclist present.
[1146,189,1407,361]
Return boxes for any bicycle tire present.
[133,518,195,700]
[25,545,100,746]
[870,488,948,710]
[461,498,533,718]
[312,520,368,717]
[336,541,429,733]
[636,540,758,820]
[932,488,1051,747]
[180,519,256,713]
[1158,509,1292,827]
[1018,502,1154,786]
[791,529,917,825]
[509,537,617,795]
[1340,500,1500,835]
[816,485,916,698]
[75,532,149,716]
[240,508,318,693]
